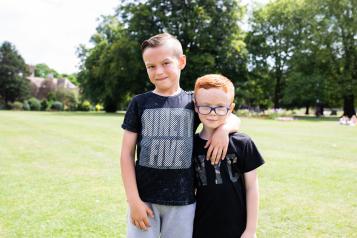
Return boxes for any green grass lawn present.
[0,111,356,237]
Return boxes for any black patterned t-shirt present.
[122,90,200,205]
[193,133,264,238]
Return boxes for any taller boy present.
[121,33,239,238]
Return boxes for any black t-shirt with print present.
[122,90,200,205]
[193,133,264,238]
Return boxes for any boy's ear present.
[230,103,235,112]
[193,98,198,113]
[194,106,198,113]
[178,54,186,70]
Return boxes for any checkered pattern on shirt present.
[139,108,193,169]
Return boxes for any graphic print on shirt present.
[214,162,223,184]
[195,155,208,186]
[194,154,240,186]
[139,108,194,169]
[226,154,239,182]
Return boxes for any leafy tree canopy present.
[0,41,30,105]
[78,0,247,111]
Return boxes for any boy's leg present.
[159,203,196,238]
[126,203,160,238]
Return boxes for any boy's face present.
[143,42,186,95]
[194,88,234,130]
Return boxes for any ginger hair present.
[194,74,235,103]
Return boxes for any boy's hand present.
[205,124,229,164]
[240,230,257,238]
[129,199,154,231]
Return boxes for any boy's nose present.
[156,65,164,75]
[208,109,217,116]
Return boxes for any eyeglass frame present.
[194,104,232,116]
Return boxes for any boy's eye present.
[163,62,171,65]
[147,65,155,69]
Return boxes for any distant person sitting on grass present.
[339,115,356,126]
[349,115,356,126]
[192,74,265,238]
[339,116,349,125]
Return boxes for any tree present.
[247,0,356,115]
[120,0,247,89]
[285,0,356,116]
[78,0,247,111]
[77,16,139,112]
[54,89,78,111]
[62,73,79,86]
[34,63,59,78]
[281,3,331,114]
[0,41,30,105]
[247,0,303,109]
[315,0,357,117]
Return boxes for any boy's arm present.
[205,114,241,164]
[120,130,154,231]
[241,169,259,238]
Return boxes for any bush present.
[95,104,103,111]
[51,101,63,111]
[23,101,30,111]
[78,100,92,111]
[10,101,23,110]
[55,89,78,111]
[41,99,49,111]
[236,108,296,119]
[66,102,78,111]
[47,92,56,101]
[236,109,251,117]
[28,97,41,111]
[263,108,295,119]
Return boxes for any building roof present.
[27,76,78,89]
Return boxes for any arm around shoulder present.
[226,113,241,133]
[205,113,241,163]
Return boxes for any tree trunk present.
[104,96,118,113]
[315,102,324,117]
[274,74,281,109]
[343,94,356,118]
[305,104,309,115]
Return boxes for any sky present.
[0,0,118,74]
[0,0,268,74]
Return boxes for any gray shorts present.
[126,202,196,238]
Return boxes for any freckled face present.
[143,43,186,95]
[194,88,233,130]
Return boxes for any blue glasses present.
[195,105,230,116]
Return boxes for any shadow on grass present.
[46,111,126,117]
[293,115,339,121]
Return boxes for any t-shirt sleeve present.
[235,135,265,173]
[121,96,140,133]
[193,110,200,131]
[189,91,201,131]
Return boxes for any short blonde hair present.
[141,33,183,57]
[194,74,235,103]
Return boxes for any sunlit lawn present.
[0,111,356,237]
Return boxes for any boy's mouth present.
[206,118,218,122]
[156,77,168,81]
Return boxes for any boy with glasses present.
[193,74,264,238]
